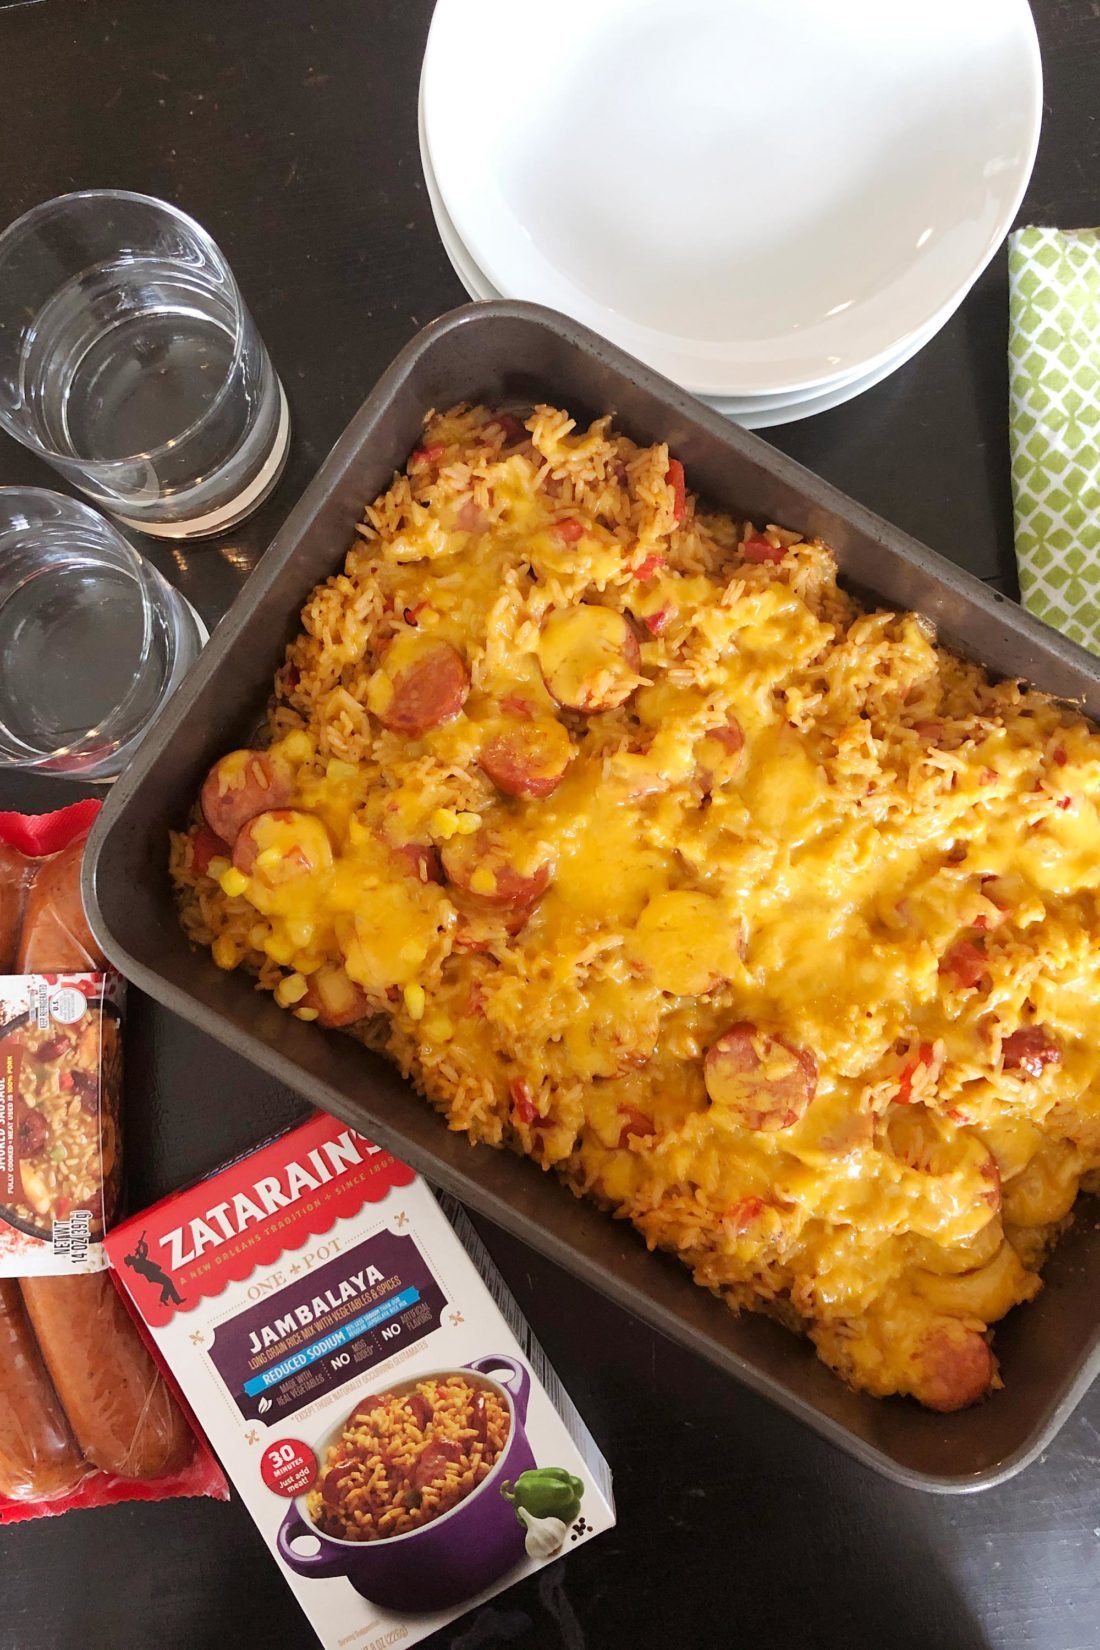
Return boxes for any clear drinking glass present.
[0,488,206,778]
[0,191,290,539]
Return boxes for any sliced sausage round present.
[1002,1025,1061,1077]
[201,750,293,842]
[537,605,641,713]
[372,632,469,736]
[479,716,573,799]
[441,829,551,910]
[912,1324,995,1412]
[232,810,333,884]
[704,1022,817,1131]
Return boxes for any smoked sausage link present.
[0,1280,85,1501]
[16,838,104,972]
[19,1274,192,1480]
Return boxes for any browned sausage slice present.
[912,1324,995,1412]
[704,1022,817,1131]
[201,750,293,842]
[20,1273,192,1480]
[441,829,551,910]
[17,838,104,971]
[371,633,469,736]
[1002,1025,1061,1077]
[479,716,572,799]
[232,810,333,885]
[0,1280,84,1501]
[537,605,641,712]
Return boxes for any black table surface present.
[2,2,1099,1647]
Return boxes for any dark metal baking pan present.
[83,300,1100,1492]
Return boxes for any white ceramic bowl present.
[419,92,960,432]
[422,0,1041,398]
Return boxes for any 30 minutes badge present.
[261,1439,318,1498]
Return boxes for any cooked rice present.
[172,403,1100,1411]
[306,1376,509,1541]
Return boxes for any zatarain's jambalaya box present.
[105,1112,614,1647]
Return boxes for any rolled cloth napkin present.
[1009,226,1100,653]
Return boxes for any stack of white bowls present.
[420,0,1041,431]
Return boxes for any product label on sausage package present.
[209,1231,447,1423]
[106,1113,616,1650]
[0,970,124,1275]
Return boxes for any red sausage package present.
[0,799,118,1276]
[0,802,227,1523]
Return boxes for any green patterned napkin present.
[1009,226,1100,652]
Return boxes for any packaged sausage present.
[0,802,121,1274]
[107,1112,614,1648]
[0,800,228,1523]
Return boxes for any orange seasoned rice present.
[306,1376,509,1541]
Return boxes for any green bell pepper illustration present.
[501,1465,584,1526]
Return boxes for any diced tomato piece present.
[665,459,686,524]
[509,1078,537,1124]
[939,939,987,991]
[1058,795,1073,810]
[1053,746,1068,766]
[641,608,673,635]
[741,535,785,565]
[58,1071,75,1092]
[723,1195,766,1234]
[896,1042,935,1104]
[634,553,666,581]
[411,443,446,465]
[554,518,585,543]
[617,1105,657,1148]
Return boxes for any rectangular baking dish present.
[84,300,1100,1492]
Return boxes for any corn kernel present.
[275,972,310,1007]
[263,932,297,965]
[219,867,249,898]
[287,918,316,949]
[212,934,242,970]
[399,939,428,965]
[256,847,283,870]
[403,982,426,1021]
[470,866,498,897]
[248,923,270,949]
[454,811,482,835]
[424,1015,454,1042]
[430,807,459,840]
[279,729,315,765]
[293,951,325,976]
[207,855,231,882]
[293,1006,320,1022]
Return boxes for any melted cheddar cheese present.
[174,404,1100,1412]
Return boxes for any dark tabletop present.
[1,2,1099,1647]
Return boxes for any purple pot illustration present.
[277,1354,536,1614]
